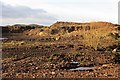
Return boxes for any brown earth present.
[1,21,120,78]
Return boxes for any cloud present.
[0,1,57,25]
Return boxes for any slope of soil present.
[1,22,120,78]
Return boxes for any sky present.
[0,0,119,26]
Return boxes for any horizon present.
[0,0,119,26]
[1,21,118,27]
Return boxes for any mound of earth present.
[1,21,120,78]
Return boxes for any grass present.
[69,29,117,50]
[3,41,25,46]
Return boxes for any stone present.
[51,72,55,75]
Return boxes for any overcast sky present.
[0,0,119,26]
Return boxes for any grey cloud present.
[2,5,46,18]
[0,1,57,25]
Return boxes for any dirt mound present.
[24,21,118,36]
[2,21,120,78]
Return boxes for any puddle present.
[67,62,97,71]
[69,66,97,71]
[0,38,8,40]
[71,62,79,64]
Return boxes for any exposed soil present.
[1,22,120,78]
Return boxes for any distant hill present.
[2,21,120,51]
[2,21,120,35]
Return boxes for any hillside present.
[2,21,120,78]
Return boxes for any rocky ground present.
[1,22,120,79]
